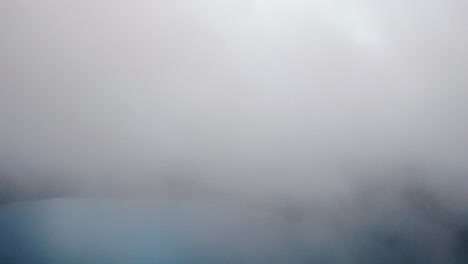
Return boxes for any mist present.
[0,1,467,262]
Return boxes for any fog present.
[0,0,467,262]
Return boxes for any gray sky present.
[0,0,467,200]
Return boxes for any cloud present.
[0,0,466,200]
[0,2,467,262]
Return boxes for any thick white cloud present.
[0,0,466,199]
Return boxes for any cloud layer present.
[0,0,467,201]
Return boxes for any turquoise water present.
[0,198,466,263]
